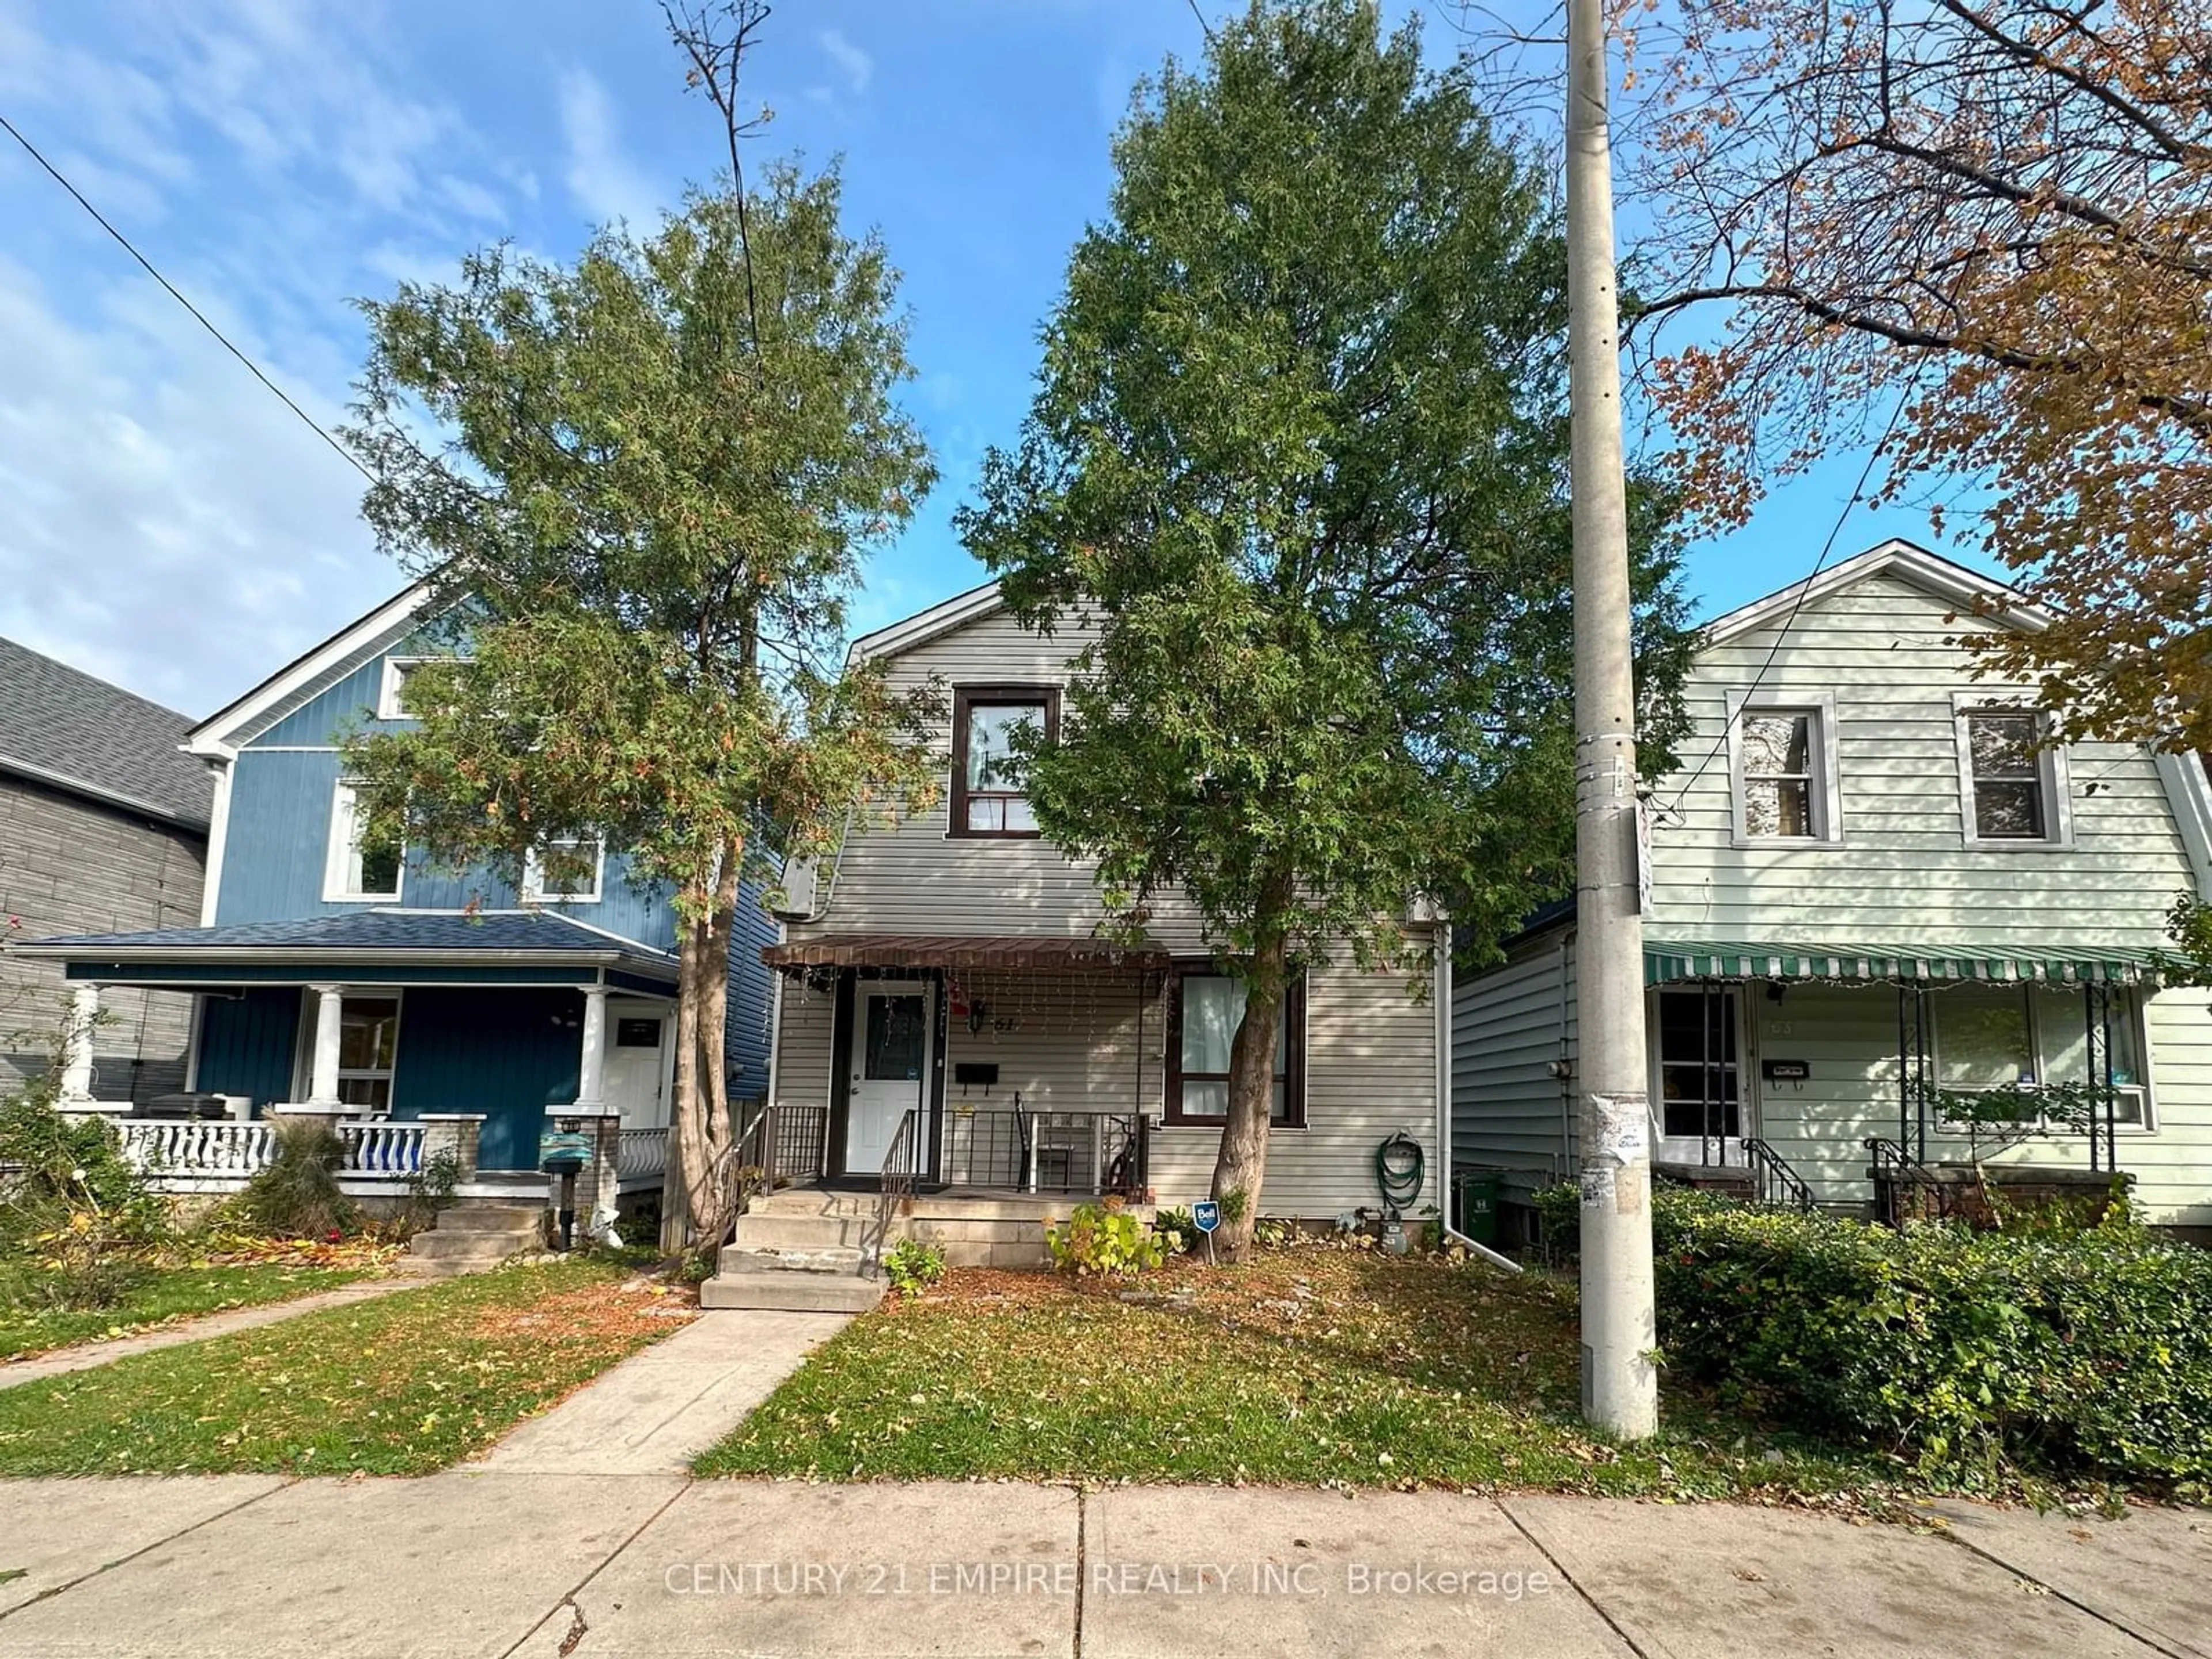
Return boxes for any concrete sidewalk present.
[0,1475,2202,1658]
[0,1279,415,1392]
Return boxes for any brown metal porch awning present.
[762,933,1171,972]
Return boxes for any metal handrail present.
[866,1108,921,1275]
[1863,1135,1952,1227]
[1740,1137,1815,1210]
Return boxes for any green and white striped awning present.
[1643,938,2161,987]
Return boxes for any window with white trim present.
[1728,693,1838,843]
[1931,984,2150,1128]
[1955,700,2069,845]
[377,658,427,720]
[336,995,402,1112]
[323,783,402,902]
[522,836,605,903]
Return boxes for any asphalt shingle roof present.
[25,908,677,974]
[0,637,212,829]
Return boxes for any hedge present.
[1651,1195,2212,1489]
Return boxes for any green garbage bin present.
[1453,1169,1503,1246]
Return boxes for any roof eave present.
[1700,540,2052,649]
[0,752,210,834]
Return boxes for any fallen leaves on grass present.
[0,1260,696,1476]
[695,1251,1911,1509]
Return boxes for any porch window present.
[522,835,604,903]
[1955,703,2067,845]
[323,783,403,902]
[2037,987,2149,1127]
[1165,971,1305,1127]
[336,995,402,1112]
[1931,985,2146,1127]
[1656,988,1740,1139]
[950,686,1056,837]
[1728,692,1838,843]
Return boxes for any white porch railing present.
[117,1119,276,1176]
[340,1120,427,1175]
[616,1126,669,1188]
[113,1118,429,1181]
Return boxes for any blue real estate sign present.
[1192,1200,1221,1234]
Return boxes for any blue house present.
[21,583,777,1207]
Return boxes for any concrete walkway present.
[0,1476,2201,1657]
[475,1309,850,1475]
[0,1278,414,1391]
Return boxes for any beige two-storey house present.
[755,582,1448,1229]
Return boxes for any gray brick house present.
[0,639,210,1101]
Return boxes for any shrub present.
[396,1147,463,1238]
[1653,1193,2212,1490]
[1153,1207,1200,1253]
[881,1238,946,1295]
[1531,1180,1581,1261]
[232,1120,360,1241]
[0,1081,171,1308]
[1046,1200,1167,1276]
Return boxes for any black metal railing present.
[1863,1135,1951,1228]
[1740,1137,1815,1210]
[867,1108,921,1273]
[941,1101,1149,1196]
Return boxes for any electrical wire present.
[1661,390,1912,815]
[0,107,373,483]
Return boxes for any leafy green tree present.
[959,0,1693,1256]
[340,171,940,1245]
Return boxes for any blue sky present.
[0,0,1958,716]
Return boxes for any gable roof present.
[188,581,437,759]
[0,637,212,830]
[1701,539,2047,648]
[848,579,1005,664]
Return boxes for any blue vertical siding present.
[218,749,679,948]
[391,987,584,1171]
[195,987,301,1109]
[726,881,779,1099]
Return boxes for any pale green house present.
[1452,541,2212,1238]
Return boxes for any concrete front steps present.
[397,1202,546,1276]
[699,1185,1156,1310]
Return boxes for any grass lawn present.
[0,1262,371,1362]
[695,1248,1911,1504]
[0,1259,695,1476]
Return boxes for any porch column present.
[575,985,609,1113]
[58,984,100,1101]
[306,983,346,1107]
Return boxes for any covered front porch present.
[18,911,681,1211]
[1638,936,2165,1221]
[760,932,1169,1200]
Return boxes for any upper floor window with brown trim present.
[951,685,1056,838]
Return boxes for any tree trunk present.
[684,835,744,1245]
[1210,912,1291,1263]
[670,897,712,1255]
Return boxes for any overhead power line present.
[0,107,373,483]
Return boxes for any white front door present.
[603,1001,671,1126]
[845,980,932,1176]
[1652,986,1747,1167]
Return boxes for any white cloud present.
[820,29,874,95]
[558,68,664,231]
